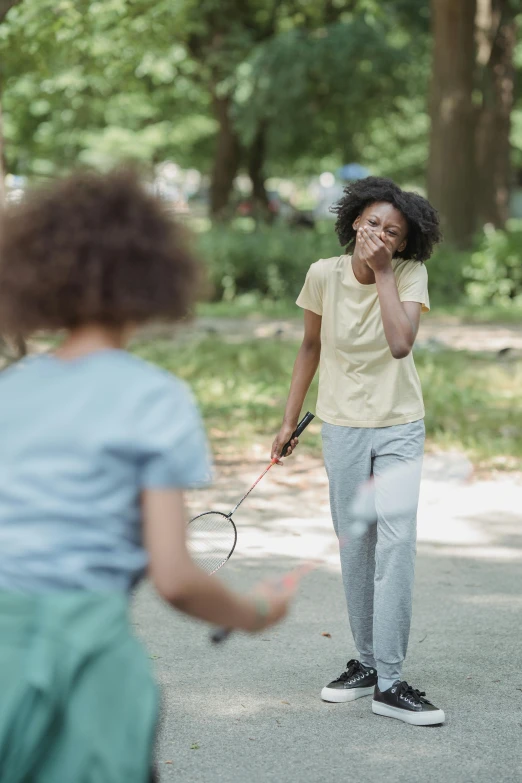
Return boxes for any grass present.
[134,336,522,471]
[197,296,522,324]
[197,296,298,320]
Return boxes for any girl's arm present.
[374,272,421,359]
[358,225,421,359]
[271,309,321,462]
[143,488,293,630]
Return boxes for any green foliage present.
[196,223,465,305]
[0,0,214,175]
[426,246,468,306]
[133,336,522,469]
[133,337,321,452]
[0,0,435,183]
[418,349,522,470]
[235,4,432,177]
[196,222,522,311]
[464,224,522,307]
[197,225,339,301]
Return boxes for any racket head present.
[187,511,237,574]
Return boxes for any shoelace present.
[395,681,428,706]
[335,659,364,683]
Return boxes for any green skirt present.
[0,591,158,783]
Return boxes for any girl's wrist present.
[246,595,271,631]
[374,266,394,282]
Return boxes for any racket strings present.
[188,511,237,575]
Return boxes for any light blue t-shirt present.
[0,350,212,592]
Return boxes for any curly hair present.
[331,176,442,263]
[0,168,200,336]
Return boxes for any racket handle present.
[281,411,315,457]
[211,627,232,644]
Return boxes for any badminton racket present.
[188,411,315,574]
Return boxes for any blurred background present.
[0,0,521,469]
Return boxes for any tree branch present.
[0,0,20,24]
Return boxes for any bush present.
[464,223,522,306]
[196,225,339,301]
[195,222,522,309]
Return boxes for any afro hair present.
[331,176,442,263]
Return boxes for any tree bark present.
[209,92,241,220]
[0,1,19,19]
[475,0,516,228]
[0,92,5,207]
[248,123,271,223]
[428,0,477,249]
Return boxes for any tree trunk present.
[209,92,241,220]
[428,0,477,249]
[475,0,516,228]
[0,1,20,19]
[248,124,272,224]
[0,92,5,208]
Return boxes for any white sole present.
[372,700,445,726]
[321,685,375,703]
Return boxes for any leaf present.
[190,743,200,750]
[321,632,332,638]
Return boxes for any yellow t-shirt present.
[296,254,429,428]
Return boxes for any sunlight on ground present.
[188,452,522,570]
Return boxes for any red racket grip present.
[281,411,315,457]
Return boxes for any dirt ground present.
[135,449,522,783]
[143,315,522,354]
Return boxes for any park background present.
[0,3,521,782]
[3,0,520,470]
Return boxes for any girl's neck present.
[55,325,131,360]
[351,249,376,285]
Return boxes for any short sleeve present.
[138,378,213,490]
[296,261,324,315]
[397,262,430,313]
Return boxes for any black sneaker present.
[372,680,445,725]
[321,659,377,703]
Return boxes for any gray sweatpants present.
[321,419,425,681]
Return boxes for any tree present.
[236,3,433,183]
[1,0,214,177]
[475,0,517,227]
[428,0,520,247]
[428,0,477,249]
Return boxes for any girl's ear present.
[353,216,361,231]
[398,239,407,253]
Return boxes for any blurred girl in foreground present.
[0,169,293,782]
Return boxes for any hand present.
[357,225,393,273]
[246,576,296,632]
[271,422,299,464]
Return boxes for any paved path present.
[141,315,522,354]
[133,453,522,783]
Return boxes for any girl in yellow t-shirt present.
[272,176,445,727]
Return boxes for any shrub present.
[195,222,522,309]
[464,223,522,306]
[196,225,339,301]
